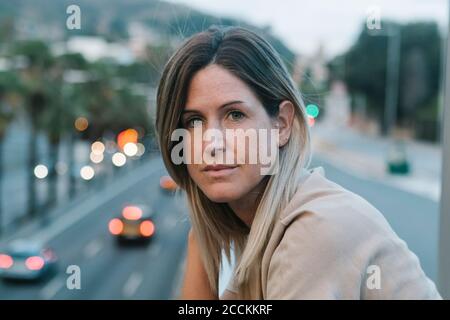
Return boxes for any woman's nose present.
[204,121,226,158]
[209,136,225,158]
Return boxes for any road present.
[0,157,190,299]
[0,155,439,299]
[311,124,441,201]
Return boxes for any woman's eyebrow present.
[182,100,245,115]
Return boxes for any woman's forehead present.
[185,65,258,111]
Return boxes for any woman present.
[155,25,441,299]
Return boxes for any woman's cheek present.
[186,164,201,185]
[236,164,260,187]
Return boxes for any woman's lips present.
[203,164,237,171]
[202,165,238,178]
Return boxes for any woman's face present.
[180,64,287,203]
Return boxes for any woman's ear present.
[275,100,295,147]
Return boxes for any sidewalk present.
[311,123,442,202]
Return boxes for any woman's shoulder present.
[270,167,400,284]
[267,167,441,299]
[279,166,396,241]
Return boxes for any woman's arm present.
[179,229,218,299]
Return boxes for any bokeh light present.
[34,164,48,179]
[112,152,126,167]
[306,104,320,118]
[122,206,143,220]
[123,142,138,157]
[136,143,145,157]
[80,165,95,180]
[25,256,45,271]
[109,218,123,235]
[90,152,104,164]
[117,129,138,150]
[0,254,13,269]
[74,117,89,132]
[140,221,155,237]
[91,141,105,155]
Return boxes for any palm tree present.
[83,61,152,140]
[0,70,17,234]
[13,40,53,216]
[57,53,90,199]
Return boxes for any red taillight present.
[25,256,45,271]
[109,218,124,235]
[140,221,155,237]
[122,206,143,220]
[0,254,13,269]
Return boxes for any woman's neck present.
[228,176,269,228]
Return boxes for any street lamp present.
[384,25,401,137]
[369,24,410,174]
[369,23,401,136]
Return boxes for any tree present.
[0,71,18,233]
[57,53,90,199]
[329,21,442,140]
[80,60,152,142]
[13,40,54,215]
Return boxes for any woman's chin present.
[202,184,243,203]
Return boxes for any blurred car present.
[0,240,58,281]
[108,205,156,243]
[159,175,178,192]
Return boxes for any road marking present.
[40,276,65,300]
[84,238,103,258]
[122,272,143,298]
[33,159,162,244]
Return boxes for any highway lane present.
[0,158,190,299]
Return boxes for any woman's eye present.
[186,118,203,128]
[228,110,245,121]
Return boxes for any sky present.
[167,0,448,58]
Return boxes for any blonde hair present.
[156,25,311,299]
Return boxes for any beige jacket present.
[226,167,441,299]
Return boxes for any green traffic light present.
[306,104,319,118]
